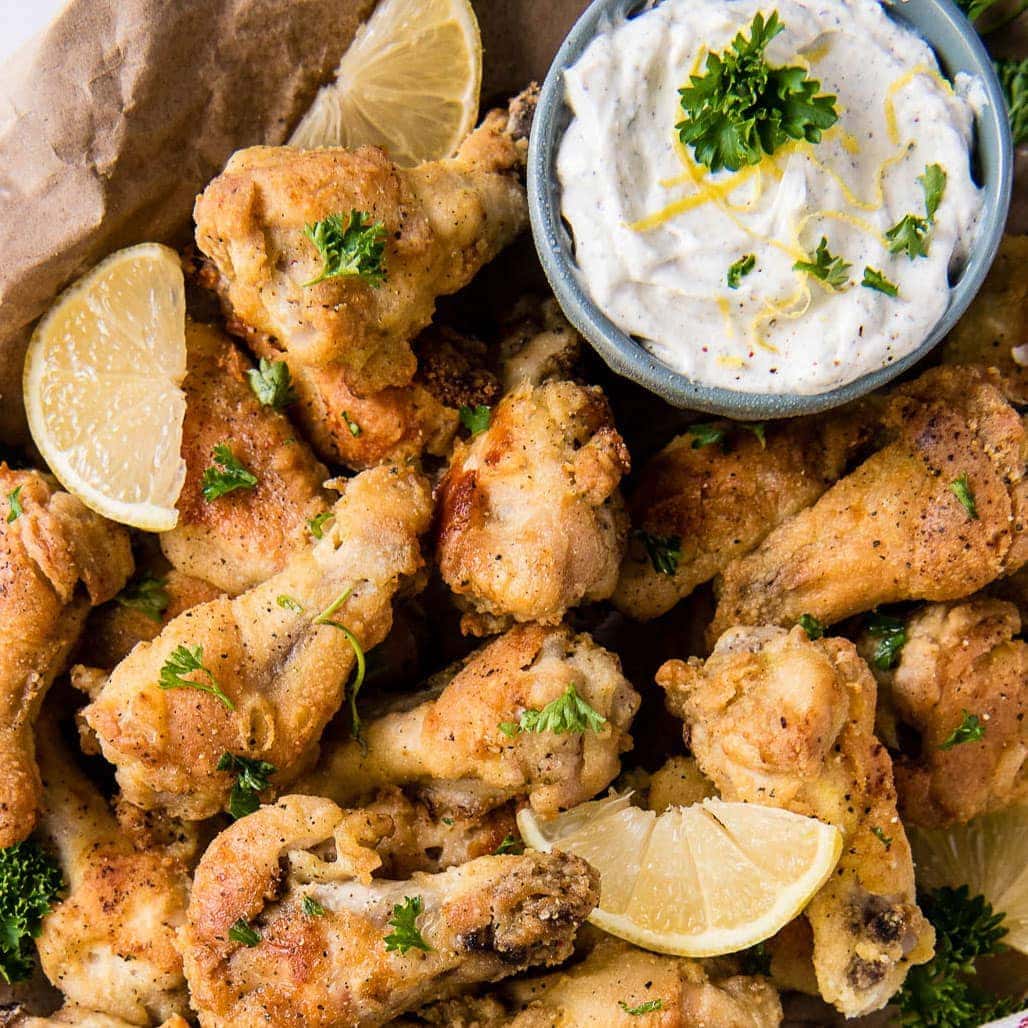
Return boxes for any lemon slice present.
[909,806,1028,954]
[518,793,842,957]
[23,243,187,531]
[289,0,482,167]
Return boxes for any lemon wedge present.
[23,243,187,531]
[289,0,482,167]
[518,793,842,958]
[909,806,1028,954]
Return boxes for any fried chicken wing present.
[860,599,1027,827]
[941,235,1028,404]
[496,299,582,393]
[436,381,630,634]
[614,409,875,621]
[180,794,599,1027]
[0,466,132,847]
[34,720,189,1025]
[21,1009,189,1028]
[657,626,934,1016]
[296,623,639,817]
[159,321,330,594]
[81,465,431,820]
[711,367,1028,639]
[193,99,529,398]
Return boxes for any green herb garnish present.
[798,614,825,640]
[246,358,296,410]
[939,710,986,750]
[158,643,234,709]
[727,254,756,288]
[995,57,1028,145]
[5,486,22,524]
[0,839,64,983]
[217,753,276,819]
[956,0,1028,30]
[302,895,325,918]
[201,444,258,502]
[494,834,524,855]
[861,266,899,297]
[500,684,607,738]
[871,826,893,850]
[228,919,261,947]
[741,422,767,447]
[459,405,492,435]
[687,423,726,449]
[619,999,664,1016]
[303,210,386,287]
[793,237,851,289]
[315,588,367,745]
[866,612,907,670]
[276,594,304,613]
[919,163,947,223]
[886,214,930,260]
[307,512,333,539]
[342,411,362,438]
[950,474,978,520]
[384,895,431,954]
[635,530,682,577]
[116,572,170,623]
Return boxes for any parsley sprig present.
[861,266,899,297]
[939,710,986,750]
[116,572,170,623]
[635,530,682,576]
[995,57,1027,145]
[246,358,296,410]
[229,918,261,947]
[887,164,947,260]
[304,210,386,287]
[384,895,431,954]
[201,444,258,502]
[217,753,277,819]
[459,405,492,435]
[158,643,234,709]
[499,684,607,738]
[0,839,63,983]
[677,11,838,173]
[866,612,907,670]
[798,613,825,640]
[793,237,851,289]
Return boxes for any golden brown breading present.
[193,103,528,398]
[159,321,330,595]
[496,298,582,393]
[860,599,1027,827]
[436,381,630,634]
[21,1009,190,1027]
[710,367,1028,639]
[180,795,599,1028]
[295,623,639,818]
[0,466,132,847]
[645,755,717,813]
[81,465,431,820]
[614,409,875,621]
[658,627,934,1017]
[34,720,189,1025]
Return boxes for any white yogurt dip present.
[558,0,984,394]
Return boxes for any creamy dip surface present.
[558,0,985,394]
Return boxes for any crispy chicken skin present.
[711,367,1028,639]
[860,599,1027,827]
[436,381,630,634]
[81,465,431,820]
[159,321,331,595]
[614,409,875,621]
[193,103,528,398]
[296,623,640,817]
[0,466,132,847]
[34,720,189,1025]
[941,235,1028,404]
[180,795,599,1028]
[496,299,582,394]
[21,1011,190,1028]
[658,627,934,1017]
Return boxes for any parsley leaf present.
[995,57,1028,146]
[116,572,170,623]
[459,405,492,435]
[861,266,899,297]
[341,411,362,438]
[246,358,296,410]
[314,588,367,746]
[687,422,726,449]
[158,643,234,709]
[798,613,825,640]
[217,753,276,819]
[950,474,978,520]
[741,422,767,448]
[228,919,261,947]
[303,210,386,287]
[302,895,325,918]
[619,999,664,1015]
[939,710,986,750]
[5,486,22,523]
[384,895,431,954]
[793,237,851,289]
[871,826,893,850]
[276,594,304,613]
[501,684,608,737]
[494,834,524,855]
[727,254,756,288]
[677,11,838,173]
[635,530,682,577]
[886,214,930,260]
[0,839,64,983]
[866,612,907,670]
[307,512,333,539]
[201,444,258,502]
[918,163,947,223]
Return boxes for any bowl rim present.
[527,0,1014,418]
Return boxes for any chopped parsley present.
[276,594,305,613]
[676,11,838,172]
[861,266,899,297]
[950,474,978,520]
[727,253,756,288]
[886,214,930,260]
[939,710,986,750]
[798,613,825,640]
[307,512,334,539]
[314,588,367,745]
[115,572,170,623]
[246,358,296,410]
[619,999,664,1016]
[635,530,682,576]
[384,895,431,954]
[494,834,524,855]
[866,612,907,671]
[303,209,386,287]
[871,826,893,850]
[995,57,1027,146]
[158,643,234,710]
[5,486,22,523]
[919,163,947,223]
[228,918,261,947]
[459,404,492,435]
[499,684,607,738]
[0,839,64,983]
[201,444,258,502]
[793,237,851,289]
[302,895,325,918]
[217,753,276,819]
[341,411,362,438]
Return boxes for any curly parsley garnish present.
[793,237,851,289]
[303,209,386,287]
[939,710,986,750]
[950,474,978,520]
[302,895,325,918]
[5,486,22,524]
[116,572,170,623]
[798,613,825,640]
[499,684,607,738]
[201,444,258,502]
[727,253,756,288]
[0,839,64,983]
[677,11,838,173]
[228,918,261,947]
[307,511,334,539]
[217,753,276,819]
[158,643,234,710]
[459,405,492,435]
[865,612,907,671]
[246,358,296,410]
[861,266,899,297]
[619,999,664,1016]
[634,530,682,576]
[315,588,367,745]
[384,895,431,954]
[995,57,1027,146]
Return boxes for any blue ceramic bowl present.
[528,0,1013,417]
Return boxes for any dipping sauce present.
[558,0,984,394]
